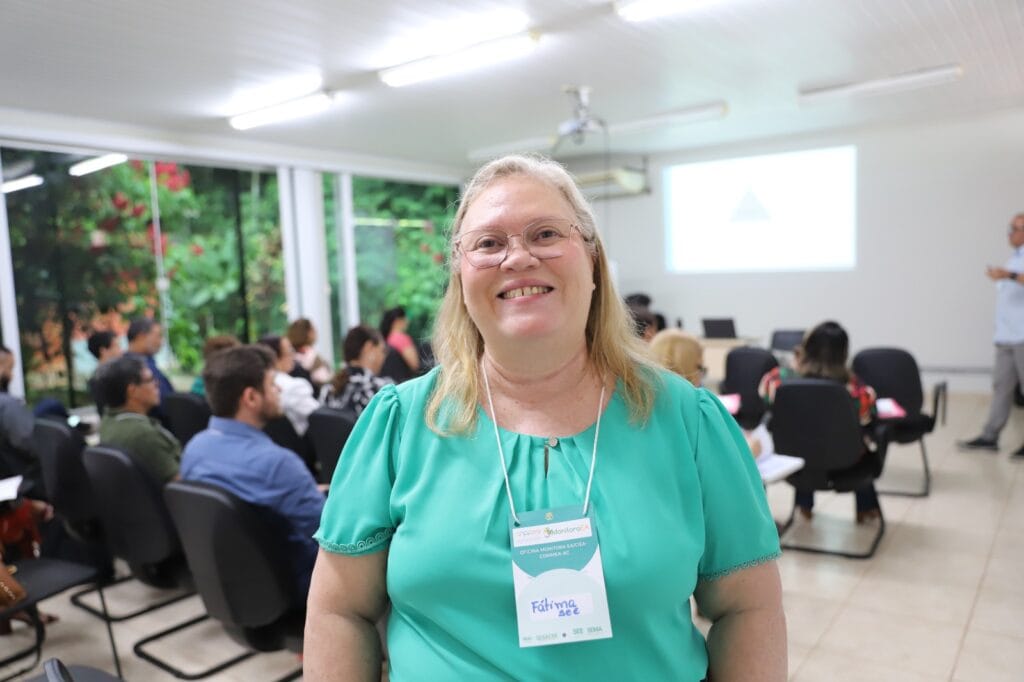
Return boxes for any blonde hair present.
[650,330,704,386]
[426,154,657,435]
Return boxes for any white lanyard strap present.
[482,365,606,525]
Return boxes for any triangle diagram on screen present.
[730,187,771,222]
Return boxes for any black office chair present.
[162,392,211,446]
[264,416,317,478]
[769,329,805,352]
[163,481,304,681]
[307,407,358,484]
[32,419,101,543]
[0,560,121,681]
[720,347,778,430]
[852,347,947,497]
[769,379,889,559]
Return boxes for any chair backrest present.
[164,480,295,628]
[851,347,924,415]
[720,347,778,429]
[33,419,96,526]
[702,318,737,339]
[307,407,357,484]
[81,445,181,567]
[162,392,211,446]
[770,329,805,352]
[769,379,865,481]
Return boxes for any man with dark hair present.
[257,334,319,437]
[0,345,43,498]
[96,354,181,483]
[181,345,324,598]
[86,330,123,410]
[126,317,174,402]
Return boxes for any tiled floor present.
[2,392,1022,680]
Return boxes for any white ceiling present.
[1,0,1022,173]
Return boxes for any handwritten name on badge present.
[529,594,593,621]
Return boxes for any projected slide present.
[665,146,857,273]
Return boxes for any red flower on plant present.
[99,216,120,232]
[419,243,430,253]
[112,191,129,211]
[154,161,178,175]
[190,244,204,256]
[130,159,144,172]
[432,253,444,265]
[132,203,146,218]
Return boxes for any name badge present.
[509,505,613,647]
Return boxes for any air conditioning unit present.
[574,166,648,198]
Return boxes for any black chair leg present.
[133,614,257,680]
[779,500,886,560]
[0,605,47,682]
[878,439,931,498]
[71,576,195,622]
[95,582,123,679]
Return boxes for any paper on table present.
[0,475,23,502]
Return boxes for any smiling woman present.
[305,154,787,682]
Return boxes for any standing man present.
[181,345,324,599]
[96,354,181,483]
[961,212,1024,457]
[126,318,174,402]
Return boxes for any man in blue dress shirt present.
[181,344,325,598]
[961,212,1024,457]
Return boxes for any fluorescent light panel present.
[799,64,963,104]
[68,153,128,177]
[2,174,44,194]
[372,9,530,68]
[229,91,332,130]
[615,0,722,22]
[609,101,728,134]
[379,33,539,88]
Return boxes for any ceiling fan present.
[466,85,728,161]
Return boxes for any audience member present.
[650,329,706,386]
[758,321,881,522]
[319,326,392,416]
[181,345,324,599]
[961,211,1024,456]
[96,354,181,483]
[0,346,44,499]
[86,330,123,410]
[257,335,320,437]
[287,318,332,387]
[380,307,420,374]
[630,308,657,341]
[190,335,241,396]
[126,317,174,405]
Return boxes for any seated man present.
[0,346,44,499]
[181,345,324,599]
[87,330,123,412]
[96,354,181,483]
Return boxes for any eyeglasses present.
[454,218,579,269]
[135,374,156,385]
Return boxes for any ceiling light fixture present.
[798,63,964,104]
[378,33,540,88]
[68,153,128,177]
[608,101,728,134]
[1,174,44,194]
[228,91,333,130]
[615,0,721,22]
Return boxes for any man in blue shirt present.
[961,212,1024,457]
[181,344,325,598]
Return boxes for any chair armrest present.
[931,381,948,426]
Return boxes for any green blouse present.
[315,367,780,681]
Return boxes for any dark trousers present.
[795,483,879,513]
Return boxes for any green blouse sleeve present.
[314,384,401,556]
[693,389,781,581]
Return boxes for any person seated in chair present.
[96,354,181,483]
[758,321,881,523]
[190,334,240,396]
[257,335,320,438]
[181,345,324,599]
[319,326,393,417]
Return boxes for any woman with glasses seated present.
[758,320,881,523]
[305,155,786,682]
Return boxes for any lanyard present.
[482,366,606,526]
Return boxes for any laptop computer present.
[702,318,737,339]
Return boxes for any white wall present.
[589,107,1024,382]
